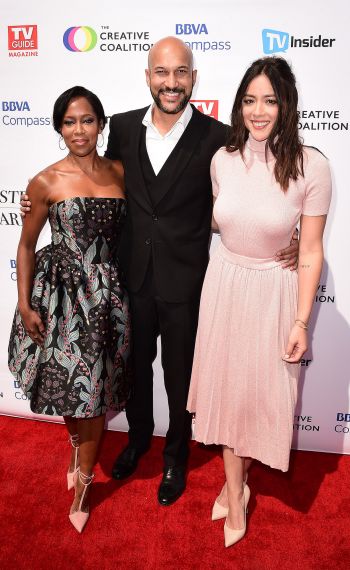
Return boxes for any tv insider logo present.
[262,28,336,55]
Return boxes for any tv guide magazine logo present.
[8,25,38,57]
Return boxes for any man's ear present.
[145,68,151,88]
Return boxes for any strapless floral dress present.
[8,197,131,418]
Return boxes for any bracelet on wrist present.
[295,319,308,330]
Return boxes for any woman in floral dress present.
[8,86,131,532]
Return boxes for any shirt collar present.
[142,103,193,136]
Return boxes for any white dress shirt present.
[142,103,193,175]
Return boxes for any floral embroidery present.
[8,197,131,418]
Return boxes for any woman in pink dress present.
[187,57,332,547]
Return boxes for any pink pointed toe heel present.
[224,485,249,548]
[67,434,80,491]
[212,495,230,521]
[69,471,95,533]
[212,477,250,521]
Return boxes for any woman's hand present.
[282,324,307,363]
[19,307,45,347]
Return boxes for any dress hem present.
[192,435,289,472]
[29,403,127,419]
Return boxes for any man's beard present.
[150,87,192,115]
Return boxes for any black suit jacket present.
[105,104,228,303]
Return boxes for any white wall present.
[1,0,349,454]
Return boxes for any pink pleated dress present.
[187,136,332,471]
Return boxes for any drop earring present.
[59,135,67,150]
[97,133,104,148]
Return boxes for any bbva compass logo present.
[262,28,336,54]
[63,26,97,52]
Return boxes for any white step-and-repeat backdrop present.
[1,0,349,454]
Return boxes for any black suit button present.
[145,238,151,245]
[152,214,158,221]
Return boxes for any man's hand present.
[20,194,31,217]
[275,228,299,271]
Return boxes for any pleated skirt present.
[187,241,300,472]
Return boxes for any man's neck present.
[151,105,187,136]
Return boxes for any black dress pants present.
[126,266,200,467]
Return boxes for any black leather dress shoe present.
[111,445,148,480]
[158,466,186,506]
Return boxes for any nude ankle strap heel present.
[69,471,95,533]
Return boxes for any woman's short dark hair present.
[52,86,107,133]
[226,56,304,191]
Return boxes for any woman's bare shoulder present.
[26,159,69,201]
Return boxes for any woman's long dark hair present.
[226,57,304,191]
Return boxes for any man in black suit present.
[106,37,228,506]
[106,37,298,505]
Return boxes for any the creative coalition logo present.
[0,190,23,227]
[8,25,38,57]
[334,413,350,435]
[262,28,336,54]
[64,26,152,53]
[294,415,320,432]
[1,100,50,128]
[63,26,97,52]
[191,100,218,120]
[99,27,151,52]
[175,23,231,52]
[298,110,348,132]
[315,284,335,304]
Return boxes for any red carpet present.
[1,415,349,570]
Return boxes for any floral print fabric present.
[8,197,131,418]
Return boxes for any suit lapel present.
[150,107,208,208]
[128,117,153,211]
[127,105,209,210]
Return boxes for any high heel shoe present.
[67,434,80,491]
[212,477,250,521]
[224,486,248,548]
[69,471,95,533]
